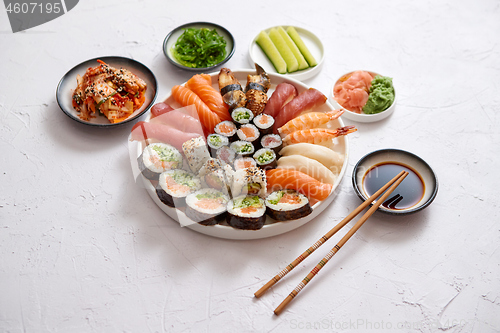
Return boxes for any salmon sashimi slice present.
[186,74,231,122]
[278,109,344,137]
[266,169,332,201]
[283,126,357,146]
[171,85,221,134]
[273,88,327,133]
[130,121,201,151]
[263,82,298,118]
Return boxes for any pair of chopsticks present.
[254,170,409,315]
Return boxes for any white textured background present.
[1,0,499,332]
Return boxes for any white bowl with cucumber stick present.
[249,25,324,81]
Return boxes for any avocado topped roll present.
[265,189,312,221]
[185,188,229,226]
[156,169,201,208]
[226,195,266,230]
[138,143,183,180]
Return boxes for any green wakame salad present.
[171,28,227,68]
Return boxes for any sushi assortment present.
[131,66,356,230]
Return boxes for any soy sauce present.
[363,162,424,210]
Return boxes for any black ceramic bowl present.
[352,149,438,215]
[56,56,158,127]
[163,22,235,71]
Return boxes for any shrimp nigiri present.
[278,109,345,136]
[266,168,333,201]
[171,85,221,134]
[186,74,231,122]
[282,126,357,146]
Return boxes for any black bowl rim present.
[162,21,236,71]
[56,56,158,128]
[352,148,439,215]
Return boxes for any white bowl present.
[330,70,396,123]
[248,26,324,81]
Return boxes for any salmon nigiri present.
[266,169,332,201]
[278,109,345,136]
[171,85,221,134]
[186,74,231,122]
[283,126,357,146]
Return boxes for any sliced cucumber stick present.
[277,26,309,70]
[286,26,317,67]
[256,31,287,74]
[268,28,299,73]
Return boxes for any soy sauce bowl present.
[352,149,438,215]
[163,22,235,71]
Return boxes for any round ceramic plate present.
[56,56,158,127]
[249,26,324,81]
[163,22,235,71]
[330,70,396,123]
[131,70,349,240]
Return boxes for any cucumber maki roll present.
[265,189,312,221]
[185,188,229,226]
[226,195,266,230]
[253,148,277,170]
[230,140,255,157]
[138,143,183,180]
[207,133,229,157]
[231,107,254,125]
[156,169,201,208]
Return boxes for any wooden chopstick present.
[272,171,408,315]
[254,170,407,299]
